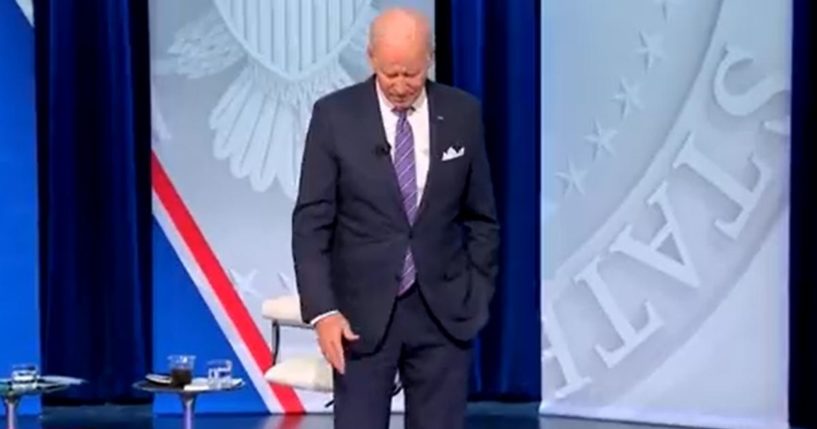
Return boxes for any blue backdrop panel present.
[152,221,266,413]
[0,0,40,416]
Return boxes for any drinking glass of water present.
[207,359,232,388]
[11,363,38,384]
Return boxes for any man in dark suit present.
[292,7,499,429]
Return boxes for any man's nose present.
[392,81,409,95]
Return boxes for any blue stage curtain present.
[439,0,541,400]
[35,0,152,404]
[789,0,816,427]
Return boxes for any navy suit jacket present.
[292,77,500,354]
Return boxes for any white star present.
[654,0,682,21]
[556,161,587,196]
[584,120,618,159]
[636,31,666,71]
[276,272,296,294]
[612,79,643,119]
[230,268,262,300]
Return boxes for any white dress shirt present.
[309,83,431,326]
[376,82,431,203]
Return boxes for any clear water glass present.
[207,359,232,388]
[11,363,38,384]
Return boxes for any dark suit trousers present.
[333,285,472,429]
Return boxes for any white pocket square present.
[441,146,465,162]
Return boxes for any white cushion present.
[261,295,309,328]
[264,356,333,392]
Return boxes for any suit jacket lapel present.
[416,80,440,224]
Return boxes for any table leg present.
[4,396,20,429]
[179,393,197,429]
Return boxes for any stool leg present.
[271,321,280,364]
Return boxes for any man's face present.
[369,40,430,109]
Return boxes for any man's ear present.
[367,45,377,71]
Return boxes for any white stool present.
[260,295,403,406]
[261,295,333,393]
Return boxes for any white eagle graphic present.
[154,0,378,199]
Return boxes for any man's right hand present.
[315,313,359,374]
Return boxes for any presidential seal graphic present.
[540,0,790,424]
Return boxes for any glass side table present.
[134,377,244,429]
[1,375,84,429]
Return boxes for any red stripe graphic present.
[276,415,306,429]
[151,151,305,413]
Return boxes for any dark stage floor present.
[7,403,785,429]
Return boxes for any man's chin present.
[384,91,421,107]
[391,98,415,109]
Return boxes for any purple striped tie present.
[393,108,417,295]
